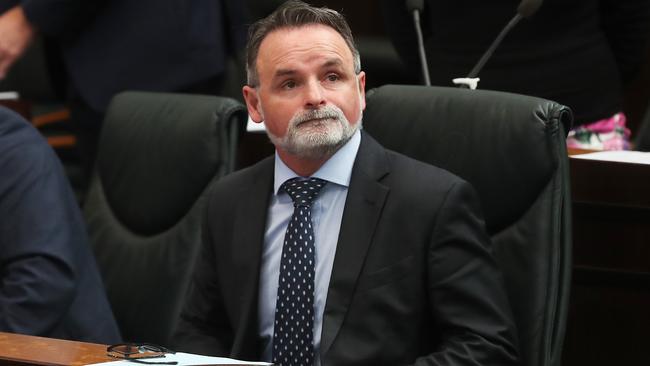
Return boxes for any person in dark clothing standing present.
[0,0,247,184]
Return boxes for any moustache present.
[291,107,345,127]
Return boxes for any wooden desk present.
[562,156,650,365]
[0,332,111,366]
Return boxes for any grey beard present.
[267,105,361,160]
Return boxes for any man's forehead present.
[258,24,352,59]
[256,25,353,77]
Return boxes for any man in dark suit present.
[0,106,120,343]
[174,2,519,365]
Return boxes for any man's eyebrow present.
[274,69,297,78]
[323,58,344,68]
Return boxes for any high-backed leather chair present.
[364,85,573,366]
[83,91,247,346]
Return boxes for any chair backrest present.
[364,85,572,366]
[83,91,247,346]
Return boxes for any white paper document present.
[570,150,650,165]
[87,352,271,366]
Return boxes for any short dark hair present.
[245,0,361,87]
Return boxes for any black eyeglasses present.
[107,343,178,365]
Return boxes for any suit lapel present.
[320,133,390,357]
[230,157,274,358]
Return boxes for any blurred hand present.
[0,6,35,79]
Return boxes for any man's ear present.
[357,71,367,111]
[242,85,264,122]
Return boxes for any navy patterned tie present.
[272,177,327,366]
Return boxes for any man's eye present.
[325,74,340,82]
[283,80,296,89]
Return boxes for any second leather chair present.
[84,91,247,346]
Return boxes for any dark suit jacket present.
[0,107,121,343]
[175,132,519,365]
[1,0,246,112]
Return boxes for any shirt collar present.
[273,129,361,194]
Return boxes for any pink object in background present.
[566,112,630,150]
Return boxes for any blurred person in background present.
[0,0,247,187]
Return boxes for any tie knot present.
[281,177,327,207]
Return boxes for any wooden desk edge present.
[0,332,110,366]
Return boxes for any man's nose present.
[304,79,326,108]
